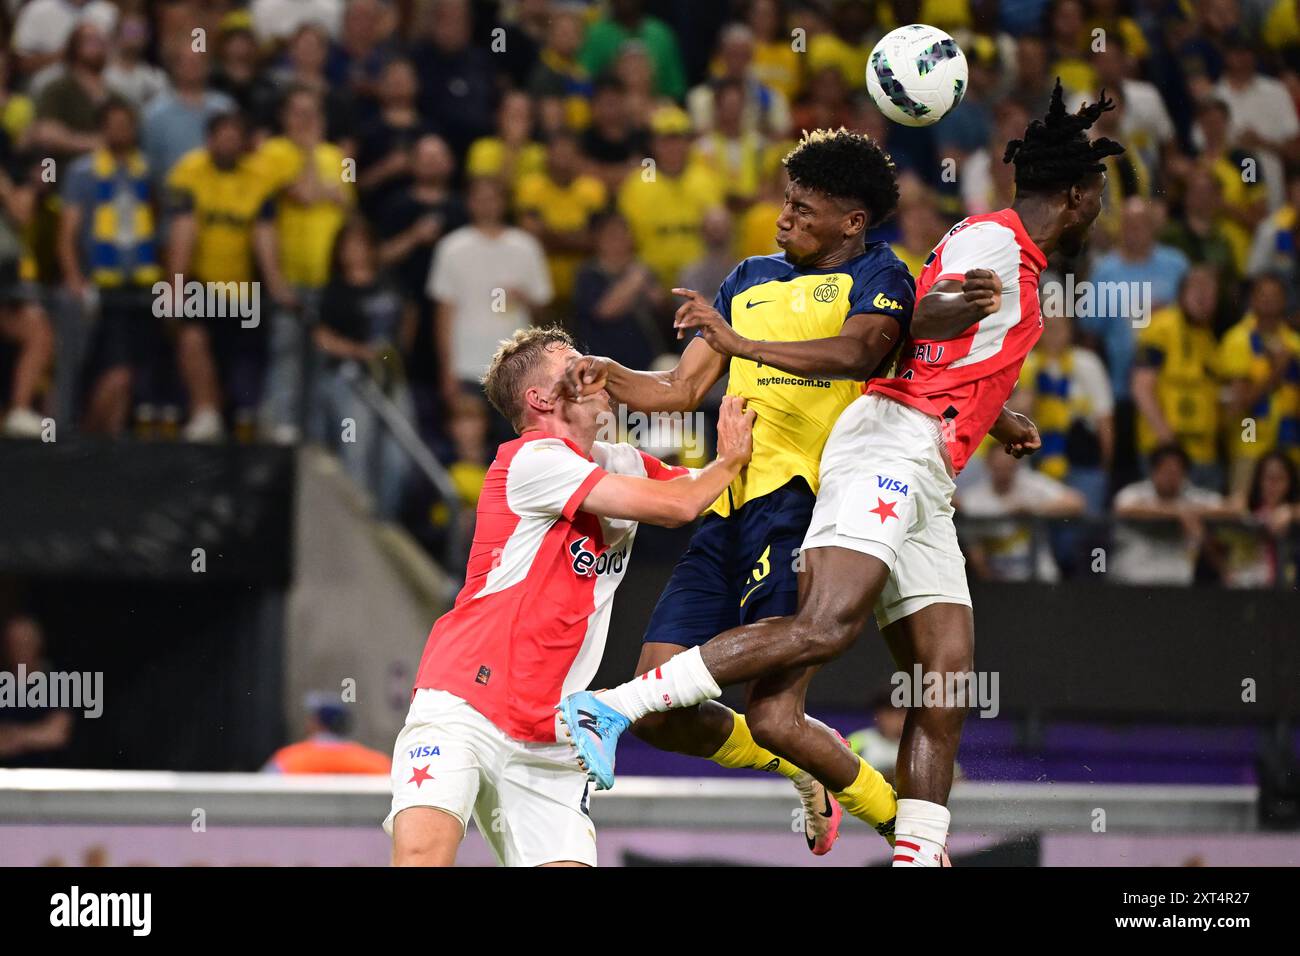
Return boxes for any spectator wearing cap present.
[616,105,724,291]
[514,131,606,309]
[1133,265,1224,493]
[686,23,790,138]
[1217,272,1300,495]
[579,0,687,102]
[263,691,390,774]
[1112,443,1237,586]
[141,42,236,186]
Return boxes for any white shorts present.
[384,688,597,867]
[802,393,971,629]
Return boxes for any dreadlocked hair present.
[783,127,900,225]
[1003,78,1125,194]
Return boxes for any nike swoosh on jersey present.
[746,299,774,308]
[739,580,766,607]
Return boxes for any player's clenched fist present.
[554,353,610,402]
[715,395,756,466]
[962,269,1001,317]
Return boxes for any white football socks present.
[892,798,950,867]
[597,646,722,722]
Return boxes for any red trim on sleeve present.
[933,272,968,285]
[638,450,689,481]
[562,466,608,520]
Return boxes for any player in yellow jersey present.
[556,129,912,854]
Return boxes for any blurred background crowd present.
[0,0,1298,588]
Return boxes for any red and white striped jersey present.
[868,208,1049,473]
[413,432,688,742]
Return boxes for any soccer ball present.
[866,24,968,127]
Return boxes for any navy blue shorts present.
[643,478,813,648]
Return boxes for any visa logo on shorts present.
[407,745,441,760]
[569,536,627,577]
[876,475,910,496]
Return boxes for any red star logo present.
[408,764,433,788]
[869,497,899,523]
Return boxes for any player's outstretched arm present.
[911,269,1002,340]
[579,396,754,527]
[672,289,901,380]
[553,336,727,414]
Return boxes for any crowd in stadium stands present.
[0,0,1298,586]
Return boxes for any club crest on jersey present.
[876,475,910,496]
[911,343,945,363]
[569,536,626,577]
[813,281,839,303]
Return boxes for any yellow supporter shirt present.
[167,148,273,283]
[1216,313,1300,463]
[254,137,354,289]
[617,161,725,289]
[752,40,802,102]
[465,137,547,189]
[514,170,607,302]
[1134,305,1220,464]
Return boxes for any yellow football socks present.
[833,756,899,843]
[709,710,802,780]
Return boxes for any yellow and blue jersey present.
[643,243,914,650]
[707,246,915,516]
